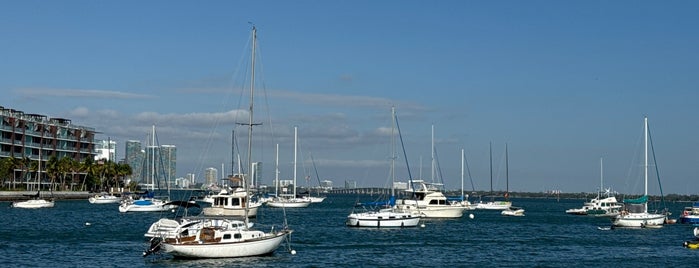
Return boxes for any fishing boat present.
[12,151,54,209]
[346,106,420,228]
[612,116,667,228]
[565,158,621,217]
[149,26,292,258]
[119,125,175,213]
[475,142,512,210]
[266,126,311,208]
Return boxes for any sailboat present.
[119,125,175,213]
[152,26,292,258]
[12,150,54,208]
[612,116,667,228]
[266,126,311,208]
[565,158,621,216]
[475,143,512,210]
[346,106,421,228]
[500,144,525,216]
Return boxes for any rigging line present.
[463,147,476,192]
[393,110,415,198]
[647,120,667,211]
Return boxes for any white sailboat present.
[612,116,666,228]
[476,143,512,210]
[346,106,421,228]
[12,150,54,209]
[202,186,262,217]
[152,26,292,258]
[88,192,120,204]
[119,125,175,213]
[266,126,311,208]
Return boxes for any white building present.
[94,139,117,161]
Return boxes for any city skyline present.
[3,1,698,194]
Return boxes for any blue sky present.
[2,1,698,194]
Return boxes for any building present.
[204,167,218,186]
[344,180,357,189]
[251,161,262,188]
[160,145,176,187]
[125,140,143,182]
[0,106,97,189]
[94,139,117,161]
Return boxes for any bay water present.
[1,192,697,267]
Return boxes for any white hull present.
[346,211,420,228]
[89,195,120,204]
[501,207,525,216]
[202,203,261,217]
[475,201,512,210]
[12,199,54,208]
[119,199,175,212]
[307,196,326,203]
[612,212,666,228]
[266,198,311,208]
[161,230,290,258]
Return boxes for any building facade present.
[0,106,96,188]
[94,139,117,161]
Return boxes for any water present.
[1,194,698,267]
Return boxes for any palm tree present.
[80,158,98,191]
[45,155,59,191]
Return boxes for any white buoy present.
[85,222,91,226]
[420,223,426,228]
[469,213,474,219]
[290,249,297,255]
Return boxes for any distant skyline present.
[2,1,698,194]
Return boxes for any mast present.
[275,143,279,198]
[489,142,493,195]
[644,116,648,212]
[244,26,257,222]
[293,126,298,197]
[151,124,155,192]
[506,143,509,199]
[390,106,396,198]
[431,124,435,183]
[461,148,464,201]
[599,157,603,198]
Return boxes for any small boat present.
[501,206,525,217]
[201,186,261,217]
[475,143,512,211]
[88,192,120,204]
[566,158,622,217]
[265,127,311,208]
[683,241,699,249]
[679,202,699,224]
[12,192,55,209]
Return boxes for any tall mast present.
[461,148,464,200]
[431,124,435,183]
[599,157,603,198]
[244,26,257,222]
[275,143,279,197]
[489,142,493,195]
[644,116,648,197]
[293,126,298,197]
[505,143,509,199]
[151,124,155,191]
[391,106,396,197]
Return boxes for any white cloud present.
[15,88,154,99]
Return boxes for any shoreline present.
[0,191,90,201]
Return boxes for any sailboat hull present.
[612,212,666,228]
[161,230,290,258]
[12,199,55,208]
[346,211,420,228]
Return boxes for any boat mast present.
[644,116,648,212]
[431,125,435,183]
[244,26,257,222]
[294,126,298,198]
[489,142,493,196]
[151,124,155,192]
[505,143,509,201]
[275,143,279,198]
[461,148,464,201]
[599,157,603,198]
[391,106,396,198]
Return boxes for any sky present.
[2,1,698,195]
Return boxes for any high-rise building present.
[160,145,176,188]
[125,140,143,182]
[251,161,262,188]
[204,167,218,186]
[94,139,117,161]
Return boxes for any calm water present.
[2,192,698,267]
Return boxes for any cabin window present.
[232,198,240,206]
[429,200,439,205]
[234,233,242,239]
[223,234,231,239]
